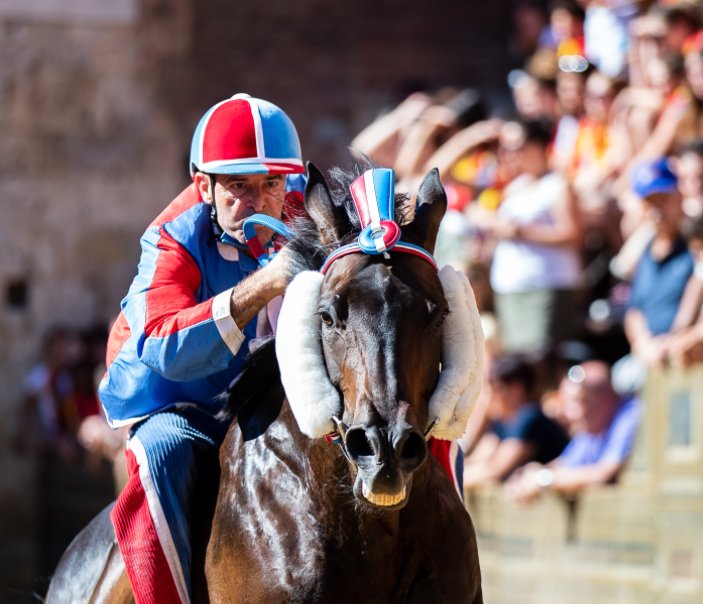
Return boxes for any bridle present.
[242,168,442,460]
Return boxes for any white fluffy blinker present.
[428,265,485,440]
[275,271,341,438]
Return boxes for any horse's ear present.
[405,168,447,254]
[304,162,349,246]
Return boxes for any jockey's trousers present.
[111,407,228,604]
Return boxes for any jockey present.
[99,93,306,604]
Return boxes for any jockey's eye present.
[219,181,249,197]
[266,177,284,189]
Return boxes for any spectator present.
[674,138,703,219]
[664,213,703,365]
[570,69,625,213]
[16,327,80,461]
[583,0,635,79]
[624,157,694,367]
[662,3,701,54]
[506,360,641,503]
[510,0,550,60]
[550,59,590,174]
[507,56,559,125]
[482,119,583,354]
[629,52,694,166]
[545,0,586,59]
[463,354,570,489]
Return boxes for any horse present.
[46,161,484,603]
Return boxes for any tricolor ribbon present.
[350,168,401,255]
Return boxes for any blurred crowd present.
[14,324,127,490]
[352,0,703,501]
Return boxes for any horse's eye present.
[319,311,335,328]
[430,307,449,332]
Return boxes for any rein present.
[242,168,441,457]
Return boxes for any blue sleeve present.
[601,398,642,463]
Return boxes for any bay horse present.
[46,161,484,603]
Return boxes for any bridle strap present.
[320,240,438,275]
[324,416,356,466]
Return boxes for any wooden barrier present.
[467,367,703,603]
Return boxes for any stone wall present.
[0,0,516,595]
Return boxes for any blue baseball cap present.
[631,157,678,199]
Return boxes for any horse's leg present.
[45,503,134,604]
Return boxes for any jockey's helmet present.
[189,93,304,178]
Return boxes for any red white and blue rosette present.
[350,168,401,255]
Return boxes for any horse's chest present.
[207,485,422,602]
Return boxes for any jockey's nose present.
[244,191,265,212]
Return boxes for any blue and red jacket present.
[99,184,259,427]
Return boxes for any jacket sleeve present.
[124,226,245,381]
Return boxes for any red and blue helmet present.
[189,93,304,178]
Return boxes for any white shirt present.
[490,172,581,294]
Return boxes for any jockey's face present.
[196,172,286,245]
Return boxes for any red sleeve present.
[144,230,213,338]
[428,437,453,480]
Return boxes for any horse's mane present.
[220,160,413,428]
[218,336,284,440]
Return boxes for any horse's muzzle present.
[344,423,428,508]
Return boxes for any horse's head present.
[276,162,484,509]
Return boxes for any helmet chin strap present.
[208,174,221,233]
[207,173,243,248]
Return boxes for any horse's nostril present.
[398,431,427,466]
[345,427,375,459]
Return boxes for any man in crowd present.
[463,354,570,489]
[625,156,694,367]
[506,360,641,503]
